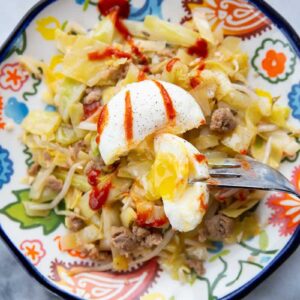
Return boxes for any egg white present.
[98,80,205,165]
[154,133,209,232]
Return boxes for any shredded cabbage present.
[54,78,85,122]
[144,16,199,47]
[62,36,128,86]
[92,17,115,44]
[192,9,215,44]
[22,111,61,138]
[55,29,78,53]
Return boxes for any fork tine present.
[209,168,241,177]
[204,157,300,198]
[208,158,241,168]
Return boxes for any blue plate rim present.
[0,0,299,299]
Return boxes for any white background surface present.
[0,1,299,299]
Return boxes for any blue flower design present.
[208,241,224,254]
[0,146,14,189]
[129,0,163,21]
[4,97,29,124]
[288,82,300,120]
[75,0,85,4]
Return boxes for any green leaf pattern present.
[0,189,63,235]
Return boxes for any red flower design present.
[267,166,300,236]
[20,239,46,266]
[0,63,29,91]
[262,50,287,78]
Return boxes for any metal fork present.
[190,156,300,198]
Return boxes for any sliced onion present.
[257,124,278,133]
[78,121,97,131]
[26,162,83,211]
[232,83,260,102]
[263,137,272,164]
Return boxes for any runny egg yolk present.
[148,151,189,200]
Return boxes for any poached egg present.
[97,80,205,165]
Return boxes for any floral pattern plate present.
[0,1,300,299]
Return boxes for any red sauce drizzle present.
[83,101,101,119]
[194,153,207,164]
[87,168,101,186]
[198,62,206,71]
[199,119,206,125]
[153,80,176,121]
[142,65,150,73]
[98,0,130,18]
[199,193,208,211]
[137,211,168,228]
[190,62,206,89]
[190,77,201,89]
[149,217,168,227]
[96,105,109,144]
[88,47,131,60]
[240,149,248,155]
[166,58,180,72]
[138,70,147,81]
[130,41,148,65]
[98,1,149,65]
[188,39,208,59]
[124,90,133,143]
[89,181,112,211]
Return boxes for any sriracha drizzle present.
[98,0,149,65]
[124,90,133,143]
[87,167,111,211]
[136,211,168,228]
[190,62,206,89]
[188,39,208,59]
[97,105,109,144]
[87,168,101,186]
[89,181,112,211]
[153,80,176,121]
[194,153,207,164]
[199,193,208,211]
[83,101,101,119]
[98,0,130,19]
[166,58,180,72]
[88,47,131,60]
[138,70,147,81]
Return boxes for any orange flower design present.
[261,50,286,78]
[20,239,46,265]
[0,63,29,91]
[267,166,300,236]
